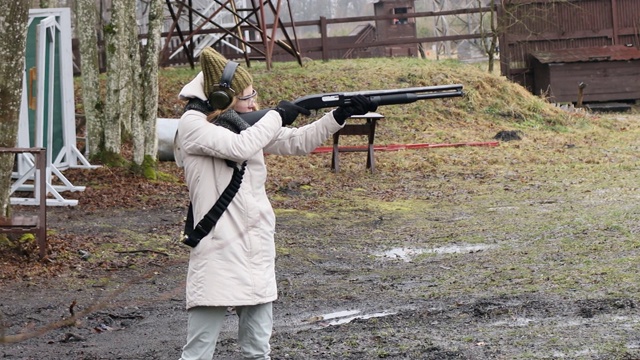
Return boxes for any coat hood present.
[179,72,208,101]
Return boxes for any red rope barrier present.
[311,141,500,153]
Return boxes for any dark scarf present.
[184,98,250,134]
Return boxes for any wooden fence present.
[158,6,494,67]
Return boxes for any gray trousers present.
[179,303,273,360]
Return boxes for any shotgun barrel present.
[239,84,464,125]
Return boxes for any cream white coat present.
[174,73,343,309]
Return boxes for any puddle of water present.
[326,311,397,326]
[320,309,361,320]
[303,309,397,327]
[375,244,494,262]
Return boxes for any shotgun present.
[238,84,464,125]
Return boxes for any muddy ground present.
[2,111,640,360]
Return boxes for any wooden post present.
[577,82,587,108]
[0,147,48,259]
[320,16,328,62]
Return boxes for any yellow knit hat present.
[200,47,253,101]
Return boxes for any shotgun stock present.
[239,84,464,125]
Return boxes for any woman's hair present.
[206,97,238,122]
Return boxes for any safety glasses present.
[237,89,257,101]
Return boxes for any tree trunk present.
[134,0,163,178]
[487,0,498,74]
[104,0,128,156]
[78,0,161,169]
[0,1,29,217]
[130,0,144,167]
[39,0,65,8]
[120,0,135,138]
[478,0,498,74]
[75,0,103,156]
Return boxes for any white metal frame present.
[14,8,97,206]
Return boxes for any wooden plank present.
[0,215,39,228]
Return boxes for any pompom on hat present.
[200,47,253,101]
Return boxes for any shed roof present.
[531,45,640,64]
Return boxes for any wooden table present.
[0,148,47,259]
[331,112,384,173]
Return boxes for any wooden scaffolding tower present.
[433,0,487,58]
[163,0,302,69]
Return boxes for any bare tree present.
[132,0,164,178]
[75,0,161,176]
[75,0,103,156]
[478,0,499,73]
[103,0,129,161]
[0,1,29,217]
[129,0,144,167]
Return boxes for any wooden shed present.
[497,0,640,103]
[374,0,418,57]
[530,45,640,103]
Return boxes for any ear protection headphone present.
[208,61,239,109]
